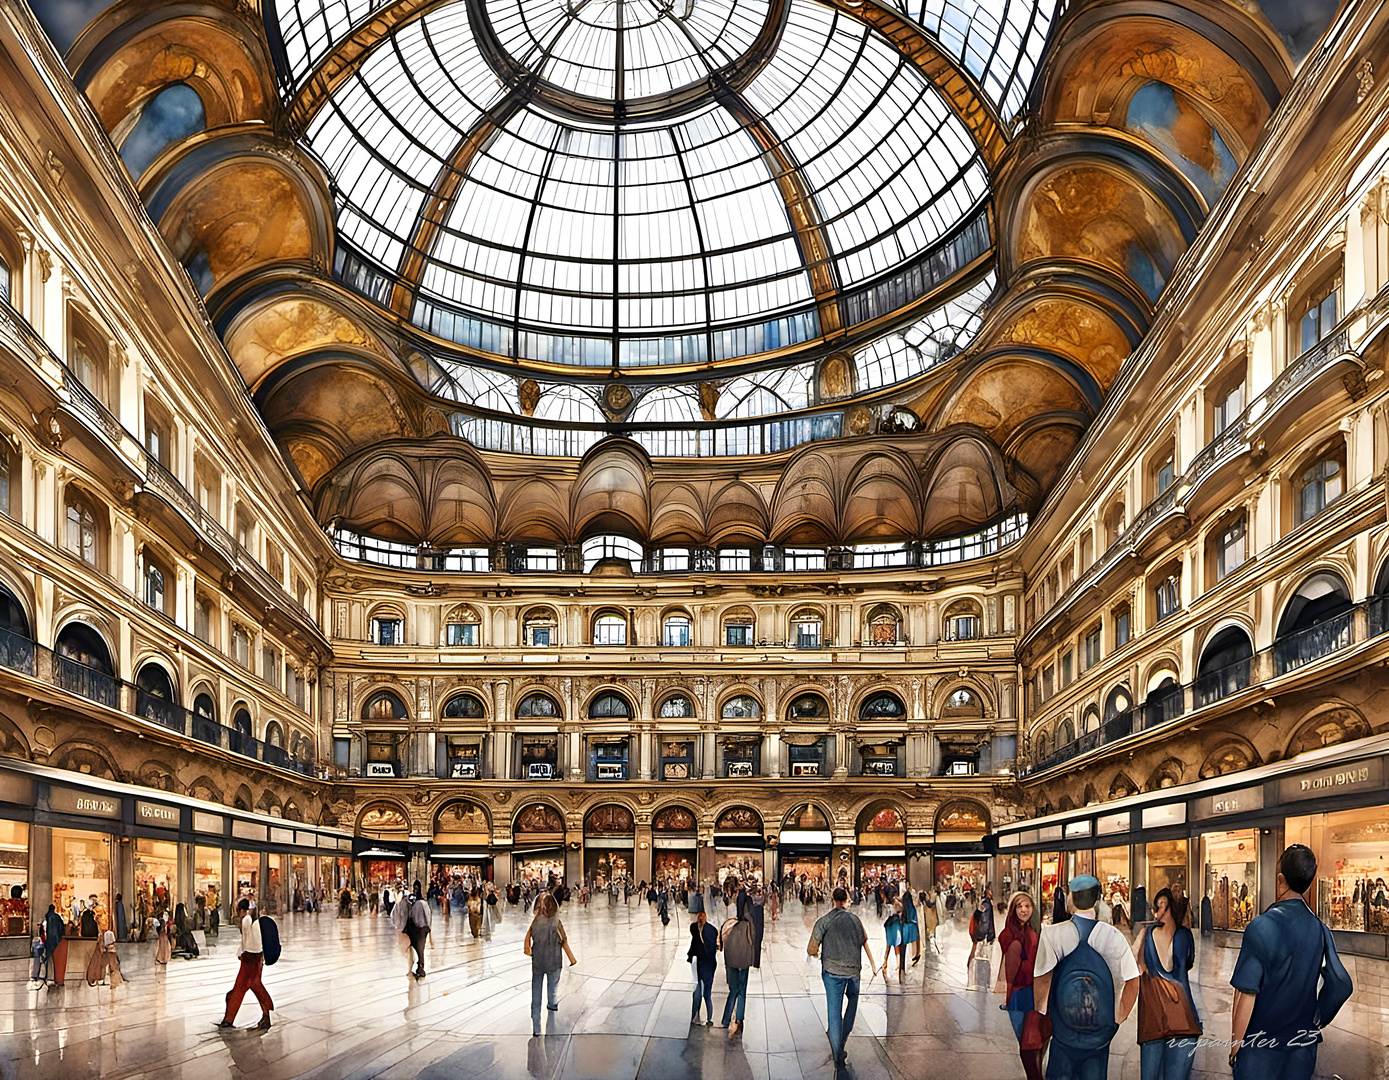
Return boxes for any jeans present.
[721,967,750,1025]
[1232,1044,1317,1080]
[822,972,860,1060]
[531,967,561,1030]
[1140,1037,1197,1080]
[1046,1040,1110,1080]
[692,967,715,1020]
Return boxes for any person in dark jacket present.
[1051,884,1070,924]
[114,893,128,942]
[656,883,670,927]
[687,910,719,1026]
[42,905,66,985]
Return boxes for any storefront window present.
[584,849,631,888]
[53,829,111,937]
[1095,846,1130,910]
[515,855,564,887]
[133,837,179,933]
[234,850,260,910]
[1039,852,1061,902]
[265,854,285,914]
[654,851,693,882]
[336,856,352,892]
[291,855,309,909]
[194,846,221,929]
[1146,839,1188,900]
[936,859,988,893]
[1288,806,1389,934]
[363,859,403,891]
[858,857,906,887]
[1202,830,1257,931]
[0,820,29,936]
[714,851,761,886]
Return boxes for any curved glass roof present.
[272,0,1052,379]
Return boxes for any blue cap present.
[1069,874,1100,892]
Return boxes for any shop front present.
[358,848,407,893]
[194,845,222,927]
[856,804,907,887]
[934,857,988,894]
[53,827,114,935]
[711,806,763,886]
[132,837,179,930]
[0,820,28,939]
[1288,804,1389,936]
[513,802,566,887]
[651,805,697,883]
[1201,829,1258,931]
[777,803,832,888]
[583,804,635,888]
[430,799,493,892]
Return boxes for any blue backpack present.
[258,916,281,966]
[1048,918,1118,1051]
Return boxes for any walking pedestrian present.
[688,909,718,1026]
[483,883,500,938]
[901,888,921,966]
[467,887,482,938]
[154,913,172,965]
[1034,874,1140,1080]
[1133,888,1201,1080]
[1052,884,1070,924]
[113,893,127,942]
[719,904,756,1040]
[41,904,66,986]
[525,893,577,1036]
[999,892,1050,1080]
[923,887,940,949]
[881,894,906,981]
[688,879,704,916]
[749,885,765,967]
[217,899,273,1030]
[84,929,124,987]
[808,886,876,1070]
[396,888,432,979]
[656,882,671,927]
[1228,845,1352,1080]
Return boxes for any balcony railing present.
[0,633,314,776]
[1024,601,1377,776]
[1261,327,1351,417]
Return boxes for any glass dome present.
[271,0,1053,378]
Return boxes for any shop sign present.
[998,833,1019,848]
[232,820,267,841]
[1096,811,1129,836]
[0,771,34,807]
[1065,821,1092,838]
[1039,825,1063,842]
[296,831,317,847]
[270,827,295,845]
[193,811,224,834]
[1020,829,1039,845]
[136,801,179,828]
[1279,757,1385,803]
[1141,804,1186,829]
[48,786,120,820]
[1193,787,1264,820]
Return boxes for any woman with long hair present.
[524,892,577,1037]
[998,891,1049,1080]
[467,887,482,939]
[1133,887,1201,1080]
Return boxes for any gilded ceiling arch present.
[706,481,772,545]
[985,291,1136,392]
[932,350,1101,444]
[648,483,709,545]
[497,477,573,545]
[918,436,1018,536]
[224,290,384,392]
[770,449,839,544]
[73,6,274,134]
[571,440,652,539]
[838,450,924,541]
[1001,410,1090,493]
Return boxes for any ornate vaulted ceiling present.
[40,0,1332,548]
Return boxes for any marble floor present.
[1,896,1385,1080]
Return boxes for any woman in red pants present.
[217,899,273,1030]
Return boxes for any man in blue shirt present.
[1229,844,1352,1080]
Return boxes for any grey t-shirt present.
[530,914,564,972]
[811,907,868,977]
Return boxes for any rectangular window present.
[948,616,980,640]
[531,627,551,648]
[1060,650,1074,687]
[262,647,279,688]
[725,623,752,647]
[231,627,250,668]
[784,548,826,572]
[718,548,751,571]
[1041,664,1054,700]
[525,547,559,572]
[235,513,253,551]
[1156,456,1175,496]
[592,618,627,646]
[1083,628,1101,670]
[194,599,211,644]
[662,618,691,647]
[1115,609,1132,648]
[373,619,401,646]
[659,548,690,572]
[1300,284,1339,354]
[195,463,219,517]
[1155,574,1181,621]
[1216,517,1246,580]
[795,619,821,648]
[333,738,350,768]
[446,623,477,646]
[1213,382,1244,435]
[145,421,169,469]
[1298,457,1343,523]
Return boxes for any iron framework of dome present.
[265,0,1055,417]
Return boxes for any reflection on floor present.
[1,895,1385,1079]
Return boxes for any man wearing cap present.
[1033,874,1140,1079]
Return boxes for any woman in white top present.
[217,899,273,1030]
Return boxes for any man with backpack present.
[218,898,274,1031]
[396,888,432,979]
[1033,874,1139,1079]
[1228,845,1352,1080]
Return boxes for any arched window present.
[370,610,403,646]
[55,622,112,674]
[516,692,560,718]
[1103,684,1132,722]
[64,492,100,567]
[0,583,29,638]
[1196,626,1254,704]
[361,690,408,720]
[943,601,982,641]
[193,692,216,721]
[786,693,828,719]
[721,695,760,719]
[592,612,627,646]
[1275,572,1354,673]
[0,441,13,519]
[135,662,175,702]
[582,535,642,572]
[659,694,694,718]
[866,604,902,646]
[443,692,486,719]
[791,609,822,649]
[1057,718,1075,745]
[662,613,691,647]
[232,707,253,737]
[1035,731,1050,760]
[265,721,285,748]
[589,692,631,719]
[859,692,905,719]
[722,607,755,647]
[119,83,207,179]
[444,605,481,646]
[523,607,557,647]
[943,688,984,718]
[1148,677,1184,725]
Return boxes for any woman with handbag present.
[1132,887,1202,1079]
[998,892,1050,1080]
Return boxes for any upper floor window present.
[1212,379,1244,436]
[1297,454,1343,523]
[235,512,254,551]
[946,613,980,640]
[371,616,402,646]
[443,692,485,719]
[1216,515,1247,580]
[659,694,694,718]
[867,604,901,645]
[446,621,478,646]
[524,609,556,647]
[593,613,627,646]
[516,693,559,718]
[588,692,631,718]
[792,613,822,648]
[1060,650,1074,687]
[0,252,10,306]
[1082,627,1101,671]
[64,493,100,568]
[1114,604,1132,648]
[193,596,213,644]
[144,408,171,469]
[662,615,691,647]
[262,646,280,689]
[785,548,826,572]
[71,324,107,401]
[721,695,760,719]
[726,622,752,646]
[1154,452,1175,498]
[0,444,13,519]
[1041,664,1055,700]
[195,459,220,517]
[657,548,690,572]
[1154,573,1181,621]
[718,548,751,572]
[363,690,408,720]
[583,535,642,572]
[1298,277,1340,354]
[231,625,250,668]
[142,557,167,613]
[525,546,559,572]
